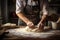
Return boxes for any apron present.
[18,0,40,26]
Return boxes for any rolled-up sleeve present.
[42,4,48,15]
[42,0,49,15]
[16,0,23,14]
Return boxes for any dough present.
[24,26,43,32]
[24,26,33,32]
[32,28,44,32]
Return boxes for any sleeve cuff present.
[16,10,21,14]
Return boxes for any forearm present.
[16,13,31,24]
[39,14,47,23]
[40,3,48,23]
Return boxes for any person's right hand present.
[27,22,35,29]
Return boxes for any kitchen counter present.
[2,26,60,40]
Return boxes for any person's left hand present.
[37,22,44,30]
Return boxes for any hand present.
[37,22,44,29]
[27,22,35,29]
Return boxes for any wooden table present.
[1,26,60,40]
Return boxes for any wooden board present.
[6,27,60,39]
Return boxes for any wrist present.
[38,21,44,25]
[27,21,33,26]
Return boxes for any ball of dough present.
[24,26,33,32]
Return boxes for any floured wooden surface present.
[6,27,60,38]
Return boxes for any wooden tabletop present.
[3,27,60,40]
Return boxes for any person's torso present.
[23,0,40,24]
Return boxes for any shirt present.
[16,0,48,15]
